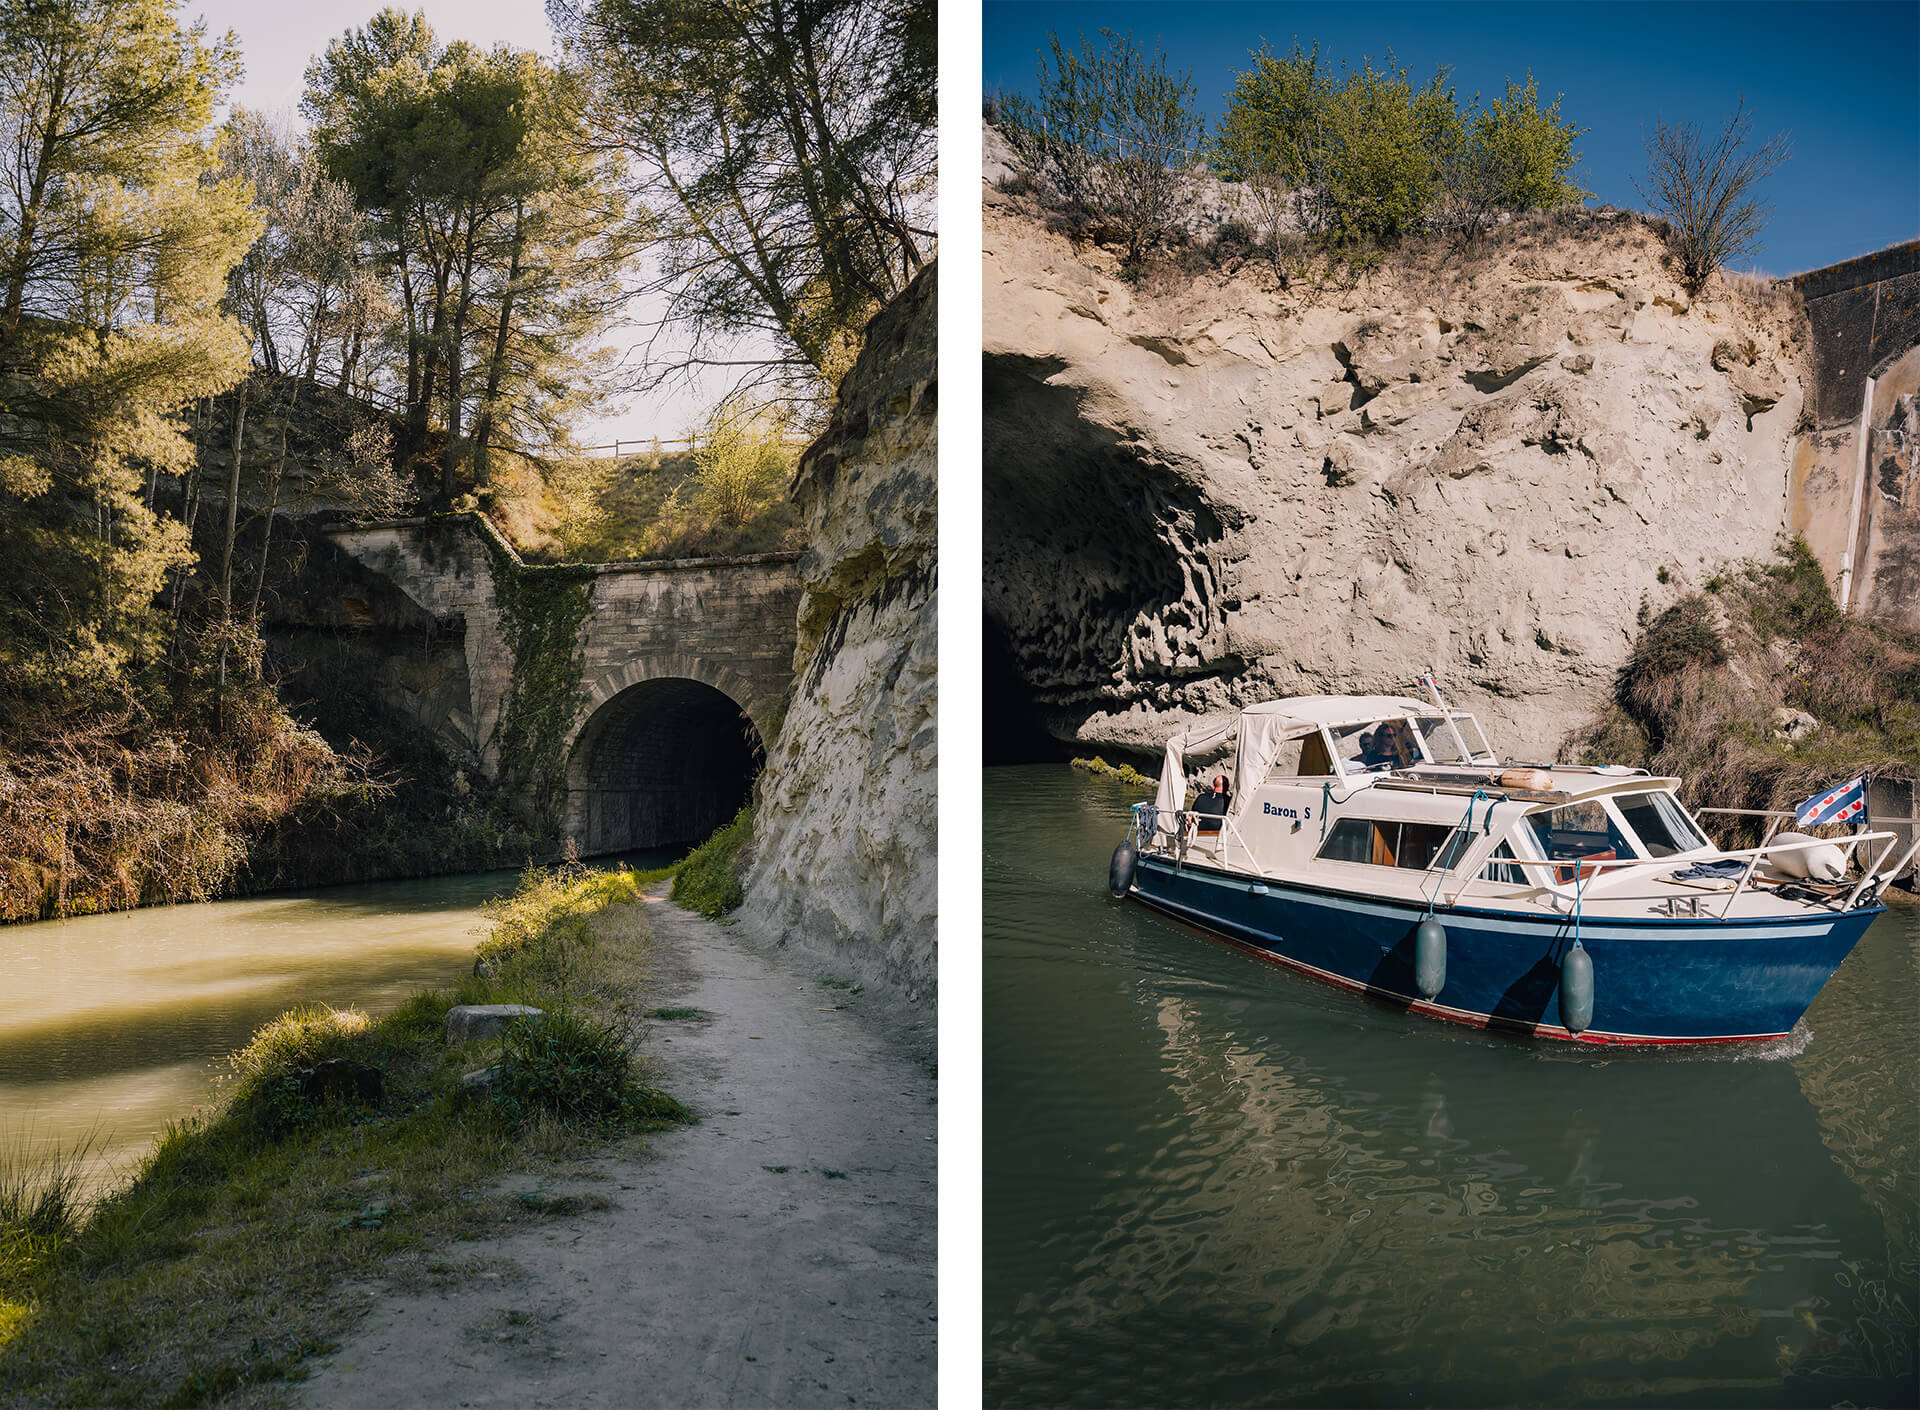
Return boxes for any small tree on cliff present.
[693,397,790,529]
[1636,95,1791,289]
[1435,74,1587,250]
[999,30,1204,269]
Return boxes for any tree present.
[998,30,1204,268]
[1308,56,1460,248]
[1436,75,1586,249]
[216,110,370,383]
[1636,96,1790,289]
[1212,41,1329,248]
[693,395,788,529]
[305,14,632,491]
[552,0,936,411]
[0,0,256,694]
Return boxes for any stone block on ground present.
[446,1004,543,1045]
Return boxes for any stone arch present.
[564,673,765,857]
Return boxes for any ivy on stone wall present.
[480,521,596,831]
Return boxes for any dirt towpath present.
[299,887,937,1408]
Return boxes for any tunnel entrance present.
[566,678,763,857]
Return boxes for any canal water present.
[985,766,1919,1407]
[0,869,529,1193]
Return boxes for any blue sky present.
[984,1,1920,275]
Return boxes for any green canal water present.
[0,868,532,1193]
[985,765,1920,1408]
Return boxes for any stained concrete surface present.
[299,887,937,1408]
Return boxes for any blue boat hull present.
[1128,853,1881,1044]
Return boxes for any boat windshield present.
[1613,790,1711,856]
[1409,715,1475,764]
[1330,720,1419,773]
[1526,800,1635,883]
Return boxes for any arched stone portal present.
[565,678,763,857]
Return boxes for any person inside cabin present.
[1193,774,1230,834]
[1358,727,1396,769]
[1381,721,1419,769]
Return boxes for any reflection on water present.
[0,869,523,1191]
[985,766,1920,1408]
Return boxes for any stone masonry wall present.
[319,515,802,836]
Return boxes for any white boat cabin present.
[1146,695,1867,921]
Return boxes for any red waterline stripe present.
[1129,891,1787,1047]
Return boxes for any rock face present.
[983,194,1816,761]
[741,266,937,1003]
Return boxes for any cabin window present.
[1526,801,1634,883]
[1480,841,1528,885]
[1317,819,1463,870]
[1613,791,1710,857]
[1297,732,1335,776]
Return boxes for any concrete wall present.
[320,515,801,849]
[1790,242,1920,635]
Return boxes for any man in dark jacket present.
[1193,774,1230,834]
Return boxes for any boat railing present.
[1451,829,1909,918]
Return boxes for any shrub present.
[1214,45,1584,258]
[670,805,754,918]
[1635,95,1791,289]
[999,29,1204,264]
[488,1010,687,1132]
[694,397,791,530]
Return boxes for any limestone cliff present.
[741,266,937,1001]
[984,186,1817,762]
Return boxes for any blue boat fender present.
[1414,918,1446,998]
[1109,841,1139,898]
[1560,941,1594,1034]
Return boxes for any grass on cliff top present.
[1566,539,1920,844]
[485,444,803,565]
[0,866,686,1409]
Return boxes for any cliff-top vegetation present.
[991,28,1786,291]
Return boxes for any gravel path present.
[299,887,937,1408]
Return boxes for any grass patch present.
[670,805,754,919]
[0,864,688,1406]
[1070,755,1157,789]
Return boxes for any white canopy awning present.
[1149,695,1443,838]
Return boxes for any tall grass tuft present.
[670,806,754,918]
[0,1126,97,1315]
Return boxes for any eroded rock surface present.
[984,195,1813,760]
[741,265,936,1001]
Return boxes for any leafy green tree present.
[1306,56,1460,248]
[1436,75,1587,249]
[999,29,1204,267]
[1212,41,1329,248]
[306,13,631,492]
[552,0,935,409]
[693,396,790,529]
[0,0,256,694]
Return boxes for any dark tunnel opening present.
[984,612,1074,765]
[568,678,763,857]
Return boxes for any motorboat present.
[1107,685,1917,1045]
